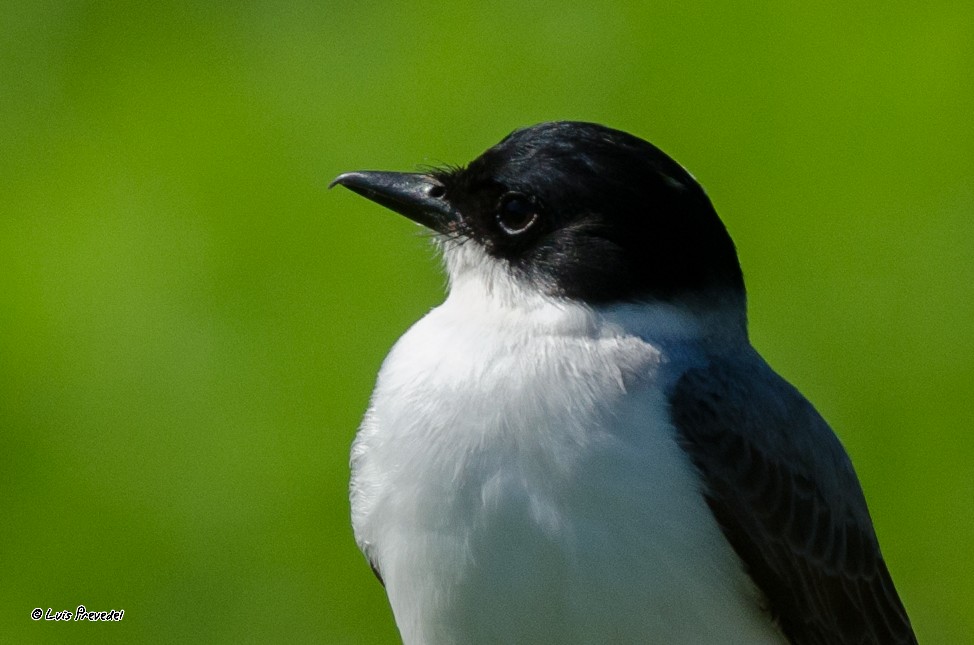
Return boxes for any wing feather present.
[670,357,916,644]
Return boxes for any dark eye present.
[496,193,539,235]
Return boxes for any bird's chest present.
[353,311,667,542]
[349,305,779,644]
[354,315,652,629]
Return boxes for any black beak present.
[329,171,459,234]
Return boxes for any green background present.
[2,2,971,643]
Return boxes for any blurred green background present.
[1,2,971,643]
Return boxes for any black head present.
[332,121,744,306]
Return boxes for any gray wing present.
[670,356,916,645]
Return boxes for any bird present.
[330,121,916,644]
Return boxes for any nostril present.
[428,184,446,199]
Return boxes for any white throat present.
[439,238,746,347]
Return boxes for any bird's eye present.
[496,193,539,235]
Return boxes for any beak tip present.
[328,172,358,190]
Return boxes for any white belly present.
[350,297,785,645]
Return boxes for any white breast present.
[350,278,785,644]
